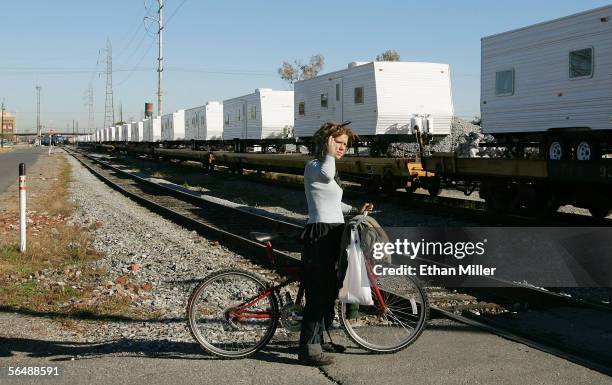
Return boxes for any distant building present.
[1,111,16,139]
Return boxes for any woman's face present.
[332,134,349,159]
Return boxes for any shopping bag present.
[338,226,374,305]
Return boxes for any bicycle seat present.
[249,232,280,243]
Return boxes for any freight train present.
[82,5,612,218]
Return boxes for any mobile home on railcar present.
[161,110,186,141]
[185,102,224,140]
[114,125,123,141]
[294,61,454,138]
[223,89,294,140]
[143,117,162,142]
[481,5,612,160]
[131,121,143,142]
[106,126,114,141]
[122,123,132,142]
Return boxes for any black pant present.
[299,223,343,354]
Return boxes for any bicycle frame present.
[230,237,391,322]
[230,240,305,321]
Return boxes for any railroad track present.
[68,146,612,375]
[82,145,611,227]
[65,147,303,266]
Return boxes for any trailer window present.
[495,69,514,96]
[250,106,257,119]
[320,93,328,108]
[298,102,305,116]
[237,109,241,121]
[354,87,364,104]
[224,114,229,125]
[335,84,340,101]
[569,48,593,78]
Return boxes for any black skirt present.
[300,223,345,290]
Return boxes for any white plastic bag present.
[339,226,374,305]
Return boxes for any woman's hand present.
[326,135,336,156]
[359,203,374,214]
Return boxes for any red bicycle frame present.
[231,240,304,320]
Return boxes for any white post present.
[19,163,26,253]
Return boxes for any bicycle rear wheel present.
[187,269,279,358]
[339,273,428,353]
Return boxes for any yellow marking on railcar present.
[424,153,548,178]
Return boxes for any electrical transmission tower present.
[103,38,115,129]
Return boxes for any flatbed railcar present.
[89,141,432,193]
[422,153,612,218]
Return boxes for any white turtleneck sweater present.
[304,155,354,224]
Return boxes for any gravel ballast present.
[63,152,278,345]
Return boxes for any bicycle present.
[186,213,429,358]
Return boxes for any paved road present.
[0,147,48,194]
[1,319,610,385]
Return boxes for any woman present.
[298,122,373,366]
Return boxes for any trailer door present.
[330,78,343,123]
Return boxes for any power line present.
[116,40,156,86]
[117,29,150,68]
[165,0,188,26]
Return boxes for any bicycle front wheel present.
[339,274,428,353]
[187,269,279,358]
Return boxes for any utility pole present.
[157,0,164,117]
[76,120,79,144]
[36,86,41,144]
[103,38,115,129]
[1,101,4,149]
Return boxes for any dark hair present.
[311,121,357,161]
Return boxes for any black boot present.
[297,352,336,366]
[322,342,346,353]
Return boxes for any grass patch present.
[0,155,149,320]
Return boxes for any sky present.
[1,0,610,134]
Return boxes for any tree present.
[278,61,298,85]
[278,54,325,88]
[376,50,401,61]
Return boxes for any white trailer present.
[122,123,132,142]
[114,125,122,141]
[294,61,453,138]
[481,5,612,160]
[107,126,114,141]
[223,89,294,140]
[161,110,185,141]
[185,102,224,140]
[131,121,143,142]
[143,116,162,142]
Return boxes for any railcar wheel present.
[425,177,440,196]
[576,141,592,161]
[548,140,564,160]
[404,180,418,194]
[574,140,600,161]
